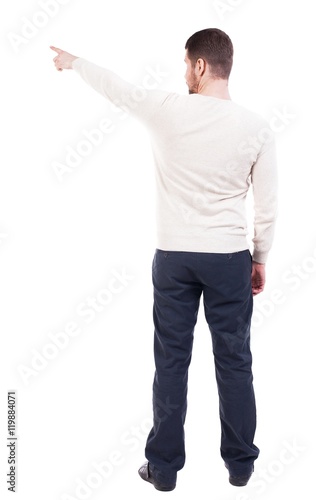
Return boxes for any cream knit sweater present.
[73,58,277,264]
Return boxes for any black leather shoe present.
[138,462,176,491]
[225,463,254,487]
[228,473,252,487]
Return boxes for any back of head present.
[185,28,234,80]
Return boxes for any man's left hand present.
[251,262,266,296]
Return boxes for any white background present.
[0,1,315,499]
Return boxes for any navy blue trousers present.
[145,249,259,483]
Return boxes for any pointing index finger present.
[50,46,63,54]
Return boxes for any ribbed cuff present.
[252,250,268,264]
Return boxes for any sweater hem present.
[156,233,250,254]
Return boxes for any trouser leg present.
[145,250,202,483]
[202,250,259,476]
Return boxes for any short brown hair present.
[185,28,234,80]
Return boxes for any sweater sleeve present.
[251,135,278,264]
[72,57,168,122]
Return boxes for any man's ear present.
[195,58,206,76]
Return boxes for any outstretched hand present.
[251,262,266,295]
[50,46,78,71]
